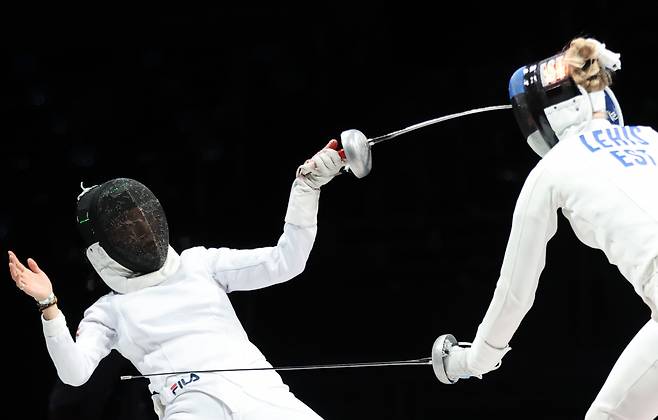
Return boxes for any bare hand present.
[8,251,53,301]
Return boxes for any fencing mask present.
[76,178,169,274]
[508,40,623,157]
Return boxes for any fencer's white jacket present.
[470,119,658,375]
[41,179,320,412]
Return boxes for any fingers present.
[296,159,316,177]
[324,148,344,166]
[323,139,338,150]
[8,252,50,298]
[8,262,19,282]
[316,152,335,172]
[8,251,26,273]
[27,258,41,274]
[8,251,25,287]
[298,140,343,180]
[8,262,27,292]
[314,149,344,174]
[8,251,30,292]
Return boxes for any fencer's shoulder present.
[537,140,577,173]
[635,125,658,138]
[517,159,562,200]
[180,246,209,257]
[633,124,657,130]
[525,158,555,181]
[180,245,238,260]
[178,246,217,263]
[91,291,116,305]
[82,292,117,318]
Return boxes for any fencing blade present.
[369,104,513,145]
[341,104,512,178]
[120,357,432,380]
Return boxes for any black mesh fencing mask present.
[76,178,169,274]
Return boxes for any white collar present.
[561,117,613,140]
[86,243,181,294]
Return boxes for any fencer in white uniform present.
[432,38,658,419]
[8,140,345,419]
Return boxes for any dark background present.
[3,5,658,419]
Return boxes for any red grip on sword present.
[338,149,346,160]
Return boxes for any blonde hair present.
[563,37,612,92]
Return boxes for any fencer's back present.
[540,119,658,290]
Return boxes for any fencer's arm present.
[208,178,319,292]
[41,298,116,386]
[467,163,559,375]
[207,142,344,292]
[8,252,114,385]
[42,304,60,320]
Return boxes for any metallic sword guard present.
[340,129,372,179]
[431,334,458,385]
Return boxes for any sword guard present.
[431,334,458,385]
[340,129,372,179]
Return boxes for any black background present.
[3,5,658,419]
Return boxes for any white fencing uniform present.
[41,178,324,420]
[469,119,658,419]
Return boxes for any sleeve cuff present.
[284,178,320,227]
[467,335,511,375]
[42,310,68,338]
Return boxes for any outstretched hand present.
[8,251,53,302]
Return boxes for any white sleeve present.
[469,163,559,372]
[207,179,319,292]
[42,295,117,386]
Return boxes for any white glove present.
[297,139,346,190]
[445,345,481,382]
[445,341,511,383]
